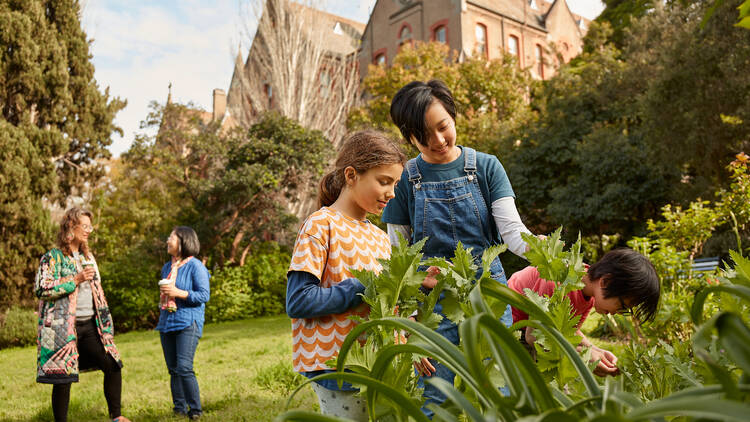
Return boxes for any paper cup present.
[158,279,172,286]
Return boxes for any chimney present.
[212,88,226,121]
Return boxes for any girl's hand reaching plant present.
[422,266,440,289]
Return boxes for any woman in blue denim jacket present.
[156,226,210,420]
[382,80,538,418]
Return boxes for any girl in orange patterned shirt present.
[286,130,405,420]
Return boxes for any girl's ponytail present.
[318,169,344,208]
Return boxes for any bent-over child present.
[508,248,660,376]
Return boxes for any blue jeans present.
[160,321,202,416]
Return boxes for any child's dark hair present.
[390,79,456,147]
[318,130,406,208]
[589,248,660,323]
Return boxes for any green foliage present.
[281,245,750,421]
[595,0,654,47]
[348,41,533,157]
[0,306,36,349]
[206,243,290,323]
[255,360,306,395]
[0,0,123,307]
[626,236,695,342]
[107,104,331,267]
[510,0,750,241]
[97,245,163,332]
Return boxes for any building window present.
[399,24,412,48]
[529,0,538,10]
[535,44,544,79]
[508,35,520,66]
[373,48,387,66]
[320,71,331,98]
[434,25,447,44]
[475,24,487,58]
[264,83,272,108]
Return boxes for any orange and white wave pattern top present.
[289,207,391,372]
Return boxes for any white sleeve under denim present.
[386,197,530,259]
[491,197,531,258]
[387,224,411,248]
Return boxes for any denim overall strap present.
[406,158,421,185]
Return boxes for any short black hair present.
[390,79,456,147]
[172,226,200,259]
[589,248,660,323]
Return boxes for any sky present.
[82,0,604,157]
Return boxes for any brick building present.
[359,0,590,80]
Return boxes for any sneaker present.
[188,411,201,420]
[112,417,131,422]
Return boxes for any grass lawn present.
[0,315,316,421]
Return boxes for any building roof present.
[287,2,366,56]
[468,0,548,31]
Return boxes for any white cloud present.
[568,0,604,21]
[83,0,241,156]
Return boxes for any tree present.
[508,0,750,245]
[94,103,332,268]
[237,0,360,144]
[348,41,534,157]
[0,0,124,306]
[595,0,655,47]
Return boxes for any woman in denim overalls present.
[382,80,536,418]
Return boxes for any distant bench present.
[691,257,720,273]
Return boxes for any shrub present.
[0,306,37,349]
[206,242,290,323]
[98,245,164,332]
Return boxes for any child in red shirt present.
[508,248,660,377]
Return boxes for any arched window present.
[475,23,487,58]
[508,35,520,66]
[434,25,447,44]
[399,24,412,48]
[535,44,544,79]
[373,48,387,66]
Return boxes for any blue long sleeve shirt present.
[285,271,365,319]
[155,258,211,336]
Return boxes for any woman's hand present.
[160,283,189,300]
[74,267,96,285]
[422,266,440,289]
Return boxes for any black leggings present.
[51,318,122,422]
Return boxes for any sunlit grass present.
[0,315,316,421]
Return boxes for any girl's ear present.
[343,166,358,186]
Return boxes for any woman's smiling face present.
[412,100,460,164]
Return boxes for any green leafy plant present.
[206,242,290,323]
[0,306,37,349]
